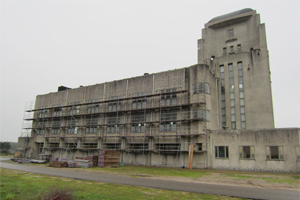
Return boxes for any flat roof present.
[208,8,253,23]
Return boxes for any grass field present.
[0,168,247,200]
[85,165,299,187]
[91,165,211,178]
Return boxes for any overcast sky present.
[1,0,299,142]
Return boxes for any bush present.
[41,186,74,200]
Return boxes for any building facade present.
[18,8,300,172]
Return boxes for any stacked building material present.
[98,151,105,167]
[75,156,98,167]
[67,161,77,168]
[98,150,120,167]
[49,161,67,168]
[88,155,99,167]
[74,159,92,168]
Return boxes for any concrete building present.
[18,8,300,172]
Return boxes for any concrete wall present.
[209,128,300,172]
[198,9,274,130]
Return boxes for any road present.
[0,159,299,200]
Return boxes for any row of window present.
[39,90,182,118]
[215,146,285,160]
[193,83,210,94]
[219,62,246,129]
[223,44,241,55]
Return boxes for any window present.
[131,111,146,133]
[223,47,227,55]
[104,143,121,150]
[228,29,234,36]
[51,128,60,135]
[193,110,210,121]
[230,99,235,106]
[197,143,203,151]
[220,65,224,72]
[68,119,77,127]
[239,146,255,159]
[38,106,48,118]
[230,92,234,99]
[67,143,77,149]
[86,127,97,134]
[86,117,98,125]
[220,64,226,128]
[108,96,122,112]
[230,46,234,52]
[161,88,177,106]
[229,78,234,85]
[131,112,146,123]
[156,143,180,151]
[237,44,241,51]
[107,114,120,133]
[39,143,44,153]
[239,92,244,98]
[266,146,284,160]
[36,129,45,135]
[132,92,147,109]
[53,104,63,117]
[160,110,177,121]
[215,146,229,158]
[52,119,61,127]
[193,83,210,94]
[221,86,225,94]
[205,83,210,94]
[49,143,59,148]
[131,124,146,133]
[67,127,77,134]
[107,125,119,133]
[69,102,80,115]
[87,99,99,114]
[238,62,246,129]
[107,114,120,124]
[159,122,176,132]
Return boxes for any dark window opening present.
[215,146,229,158]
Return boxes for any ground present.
[2,159,299,192]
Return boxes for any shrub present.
[41,186,74,200]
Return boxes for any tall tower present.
[198,8,274,130]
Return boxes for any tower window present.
[228,29,234,36]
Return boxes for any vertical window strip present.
[220,65,226,128]
[238,62,246,129]
[229,63,235,129]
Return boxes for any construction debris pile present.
[49,160,67,168]
[98,150,120,167]
[48,150,120,168]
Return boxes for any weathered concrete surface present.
[0,161,299,200]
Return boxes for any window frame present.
[239,146,255,159]
[266,146,284,160]
[215,146,229,159]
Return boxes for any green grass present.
[222,173,300,184]
[0,153,14,157]
[0,168,245,200]
[89,165,210,178]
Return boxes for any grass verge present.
[90,165,211,178]
[0,168,247,200]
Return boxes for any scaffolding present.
[21,69,209,167]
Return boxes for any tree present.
[0,142,11,153]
